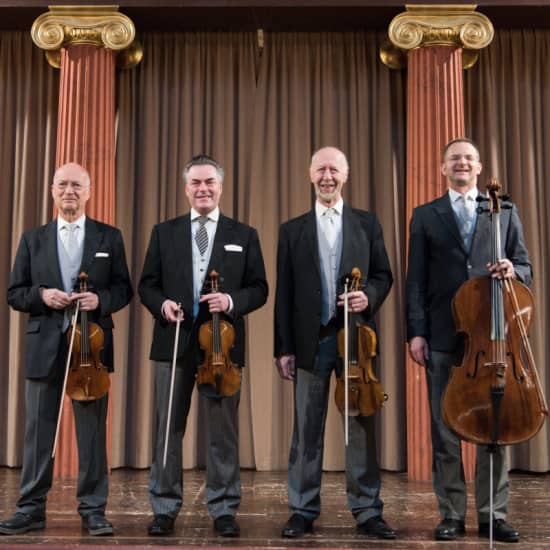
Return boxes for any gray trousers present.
[288,333,383,524]
[426,350,509,523]
[149,360,241,520]
[16,340,109,519]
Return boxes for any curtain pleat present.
[246,31,407,470]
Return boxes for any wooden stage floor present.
[0,468,549,549]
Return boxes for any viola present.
[441,179,547,445]
[65,272,110,401]
[334,267,387,421]
[197,270,241,397]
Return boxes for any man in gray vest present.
[0,162,133,537]
[139,155,268,538]
[274,147,395,539]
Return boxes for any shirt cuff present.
[225,293,234,314]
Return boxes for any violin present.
[334,267,388,423]
[441,179,547,445]
[65,272,110,401]
[197,270,241,397]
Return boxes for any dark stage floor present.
[0,468,549,549]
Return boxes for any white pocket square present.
[95,252,109,258]
[224,244,243,252]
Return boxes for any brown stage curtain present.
[1,29,549,476]
[114,32,259,468]
[114,30,407,471]
[0,31,57,466]
[465,29,550,472]
[246,31,407,470]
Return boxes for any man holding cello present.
[274,146,395,539]
[139,154,267,537]
[0,162,133,536]
[406,138,532,543]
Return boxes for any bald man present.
[0,163,133,537]
[274,147,395,539]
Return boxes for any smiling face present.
[184,164,223,215]
[441,140,483,193]
[51,163,90,221]
[310,147,349,207]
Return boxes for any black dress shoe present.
[281,513,313,538]
[81,514,113,536]
[148,514,175,536]
[434,518,465,541]
[0,512,45,535]
[479,519,520,542]
[213,515,240,537]
[357,516,396,539]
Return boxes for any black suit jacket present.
[7,217,134,378]
[138,213,268,366]
[406,192,532,352]
[274,204,393,370]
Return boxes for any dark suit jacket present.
[274,204,393,370]
[406,192,532,352]
[138,213,268,366]
[7,217,134,378]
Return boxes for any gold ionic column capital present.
[31,5,142,69]
[380,4,494,70]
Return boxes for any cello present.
[441,179,547,446]
[197,270,241,397]
[334,268,387,444]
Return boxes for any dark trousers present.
[426,350,509,523]
[16,339,109,519]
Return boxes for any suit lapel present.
[46,220,64,289]
[80,218,103,274]
[470,193,491,258]
[172,214,193,297]
[434,194,466,252]
[207,214,232,276]
[339,205,363,280]
[303,210,322,282]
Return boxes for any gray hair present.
[182,155,224,183]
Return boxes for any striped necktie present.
[195,216,209,256]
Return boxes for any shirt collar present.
[449,186,478,204]
[315,198,344,219]
[191,207,220,222]
[57,214,86,231]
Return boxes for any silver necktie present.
[323,208,337,248]
[63,223,79,261]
